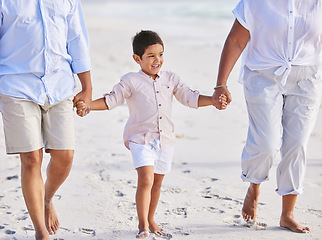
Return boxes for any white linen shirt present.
[104,70,200,150]
[233,0,322,85]
[0,0,91,105]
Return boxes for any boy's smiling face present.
[133,43,164,79]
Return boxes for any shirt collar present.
[139,69,162,80]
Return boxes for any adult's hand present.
[73,71,93,116]
[212,87,232,110]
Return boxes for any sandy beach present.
[0,1,322,239]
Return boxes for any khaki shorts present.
[0,94,75,154]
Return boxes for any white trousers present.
[241,65,322,195]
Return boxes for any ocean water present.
[82,0,239,46]
[83,0,238,22]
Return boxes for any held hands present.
[73,88,92,117]
[212,86,232,110]
[75,100,91,117]
[217,94,228,109]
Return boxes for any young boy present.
[77,30,226,239]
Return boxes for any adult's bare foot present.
[280,215,310,233]
[242,183,260,221]
[44,200,59,235]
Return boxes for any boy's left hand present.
[212,87,231,110]
[75,100,91,117]
[219,94,228,109]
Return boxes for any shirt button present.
[156,91,159,93]
[159,104,161,106]
[290,10,293,14]
[159,117,162,119]
[160,130,162,132]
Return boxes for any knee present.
[138,174,154,189]
[20,152,42,171]
[151,182,162,192]
[152,176,164,191]
[256,136,280,158]
[51,150,74,167]
[62,150,74,166]
[261,144,279,159]
[244,140,278,161]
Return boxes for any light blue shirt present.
[0,0,91,105]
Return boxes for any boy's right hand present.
[76,100,91,117]
[212,87,232,110]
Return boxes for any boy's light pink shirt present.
[104,70,200,149]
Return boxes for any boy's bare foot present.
[35,230,50,240]
[136,230,149,239]
[45,200,59,235]
[148,220,162,233]
[280,215,310,233]
[242,183,260,221]
[149,221,172,239]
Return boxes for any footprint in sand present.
[6,175,19,180]
[174,227,190,236]
[308,208,322,217]
[223,215,267,230]
[165,207,188,218]
[79,227,96,236]
[204,206,225,214]
[115,190,125,197]
[223,214,244,226]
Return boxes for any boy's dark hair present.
[132,30,164,58]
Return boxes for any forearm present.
[77,71,93,93]
[91,97,109,110]
[198,95,213,107]
[73,70,93,108]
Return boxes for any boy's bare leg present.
[136,166,154,238]
[280,194,310,233]
[20,149,50,240]
[242,183,260,221]
[148,173,164,233]
[44,149,74,235]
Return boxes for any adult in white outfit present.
[212,0,322,233]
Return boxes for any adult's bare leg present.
[280,194,310,233]
[44,149,74,235]
[20,149,49,240]
[242,183,260,221]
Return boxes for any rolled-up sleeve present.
[67,0,91,74]
[173,75,200,109]
[104,79,132,110]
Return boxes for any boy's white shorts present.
[0,94,75,154]
[129,139,174,175]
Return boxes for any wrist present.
[81,86,93,93]
[214,85,228,89]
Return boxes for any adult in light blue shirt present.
[0,0,91,105]
[0,1,92,239]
